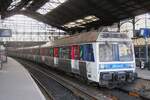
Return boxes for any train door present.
[32,49,35,61]
[54,47,59,66]
[41,48,45,62]
[71,45,80,74]
[81,44,95,81]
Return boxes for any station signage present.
[0,29,12,37]
[140,28,150,38]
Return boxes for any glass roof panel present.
[63,15,99,28]
[7,0,21,11]
[0,14,64,33]
[0,14,65,41]
[37,0,67,15]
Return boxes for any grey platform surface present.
[136,67,150,80]
[0,57,46,100]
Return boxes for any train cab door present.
[71,45,80,74]
[54,47,59,66]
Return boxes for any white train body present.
[9,31,137,88]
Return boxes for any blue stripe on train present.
[100,63,133,69]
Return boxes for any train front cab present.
[97,40,137,87]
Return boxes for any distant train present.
[8,31,137,88]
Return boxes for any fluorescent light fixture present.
[69,22,76,25]
[7,0,21,11]
[37,0,67,15]
[21,7,26,10]
[84,16,94,20]
[63,15,99,28]
[21,0,33,11]
[76,19,84,23]
[26,0,33,8]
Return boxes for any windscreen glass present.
[99,42,133,62]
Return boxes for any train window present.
[43,48,48,56]
[80,45,84,60]
[44,48,49,55]
[29,49,31,54]
[31,49,33,54]
[27,50,29,54]
[59,47,62,58]
[34,49,36,55]
[29,49,32,54]
[54,47,59,57]
[112,44,119,61]
[99,42,133,62]
[24,50,26,54]
[25,49,28,54]
[80,44,94,61]
[49,48,53,57]
[27,49,29,54]
[60,46,71,59]
[71,45,80,60]
[99,43,113,62]
[40,48,44,55]
[119,43,133,61]
[33,49,37,55]
[35,48,40,55]
[48,48,50,55]
[43,48,45,55]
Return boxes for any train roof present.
[50,31,99,47]
[18,45,40,50]
[42,31,129,47]
[16,31,130,50]
[39,31,98,48]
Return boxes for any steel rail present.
[18,59,111,100]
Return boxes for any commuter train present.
[8,31,137,88]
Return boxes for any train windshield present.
[99,42,133,62]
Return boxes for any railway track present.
[30,73,54,100]
[16,58,145,100]
[17,59,109,100]
[17,60,82,100]
[120,77,150,100]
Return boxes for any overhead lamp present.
[84,16,94,20]
[91,18,98,21]
[26,0,33,8]
[84,15,99,21]
[80,21,86,24]
[68,22,76,25]
[37,0,67,15]
[21,0,33,11]
[7,0,21,11]
[76,19,84,23]
[78,25,85,28]
[63,15,99,28]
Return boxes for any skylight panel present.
[26,1,33,8]
[37,0,67,15]
[7,0,21,11]
[63,15,99,28]
[21,1,33,10]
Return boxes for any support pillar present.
[132,17,135,37]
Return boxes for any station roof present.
[1,0,150,33]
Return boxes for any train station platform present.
[0,57,46,100]
[136,67,150,80]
